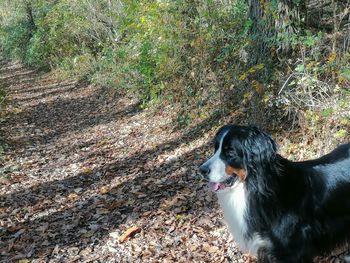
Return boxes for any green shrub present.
[1,0,348,134]
[1,20,33,60]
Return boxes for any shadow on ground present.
[0,114,228,261]
[0,58,232,261]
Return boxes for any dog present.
[200,125,350,262]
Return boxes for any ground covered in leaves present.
[0,58,347,262]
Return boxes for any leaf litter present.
[0,58,347,263]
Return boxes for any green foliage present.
[340,67,350,82]
[1,20,33,60]
[0,0,348,133]
[0,0,248,106]
[321,108,334,118]
[25,27,50,68]
[89,0,249,109]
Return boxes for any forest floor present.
[0,58,347,263]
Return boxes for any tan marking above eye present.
[225,166,247,181]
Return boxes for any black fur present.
[216,125,350,262]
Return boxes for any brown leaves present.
[1,58,341,263]
[202,242,220,253]
[118,226,141,242]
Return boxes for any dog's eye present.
[222,146,236,157]
[222,145,236,156]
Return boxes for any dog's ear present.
[242,126,279,196]
[243,126,277,163]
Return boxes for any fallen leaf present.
[81,167,93,174]
[202,243,219,253]
[119,226,141,242]
[108,200,124,210]
[142,211,152,217]
[100,186,109,194]
[68,193,79,200]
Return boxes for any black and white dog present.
[200,125,350,262]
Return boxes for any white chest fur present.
[218,182,248,250]
[217,182,268,256]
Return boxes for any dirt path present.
[1,58,346,263]
[0,58,248,262]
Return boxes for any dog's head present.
[200,125,277,192]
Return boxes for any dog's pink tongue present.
[208,182,222,192]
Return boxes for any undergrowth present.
[0,0,349,148]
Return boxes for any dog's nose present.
[199,164,210,178]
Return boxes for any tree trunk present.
[24,0,36,30]
[245,0,305,126]
[247,0,305,65]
